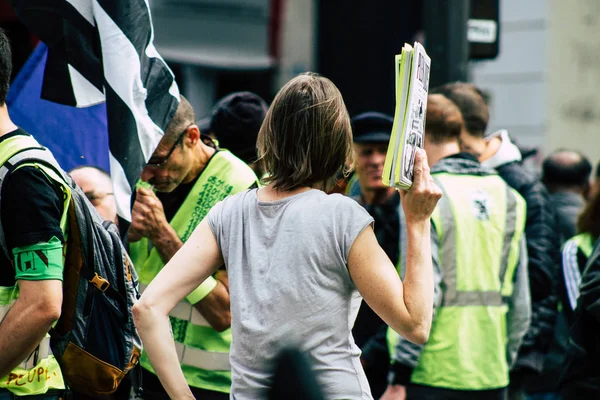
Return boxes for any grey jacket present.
[549,191,585,245]
[389,154,532,385]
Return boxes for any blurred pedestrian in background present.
[434,82,561,400]
[204,91,268,178]
[542,150,592,243]
[70,165,118,225]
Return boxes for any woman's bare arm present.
[349,150,441,344]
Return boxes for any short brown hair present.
[578,189,600,240]
[432,82,489,138]
[425,94,464,144]
[257,72,354,192]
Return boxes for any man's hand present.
[129,187,169,243]
[380,384,407,400]
[399,149,442,224]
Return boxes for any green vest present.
[0,134,69,395]
[130,150,257,393]
[410,171,526,390]
[567,233,595,259]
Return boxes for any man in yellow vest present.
[382,94,531,400]
[0,28,68,398]
[128,95,259,399]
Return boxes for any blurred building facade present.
[470,0,600,169]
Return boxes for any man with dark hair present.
[69,165,117,224]
[0,28,69,398]
[433,82,562,399]
[205,91,268,175]
[383,94,530,400]
[128,94,259,399]
[542,150,592,242]
[348,111,400,398]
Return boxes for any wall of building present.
[469,0,548,158]
[273,0,316,92]
[545,0,600,168]
[470,0,600,168]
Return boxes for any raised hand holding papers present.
[383,42,431,189]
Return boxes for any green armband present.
[186,276,218,305]
[13,236,64,281]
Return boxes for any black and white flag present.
[11,0,180,222]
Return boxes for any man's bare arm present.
[151,224,184,264]
[192,270,231,332]
[0,280,62,377]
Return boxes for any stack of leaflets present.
[383,42,431,189]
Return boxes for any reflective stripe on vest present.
[562,233,595,310]
[411,172,526,391]
[138,283,231,371]
[435,176,522,307]
[0,135,68,395]
[174,343,230,371]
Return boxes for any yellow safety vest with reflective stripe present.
[410,171,526,390]
[0,134,69,396]
[130,150,257,393]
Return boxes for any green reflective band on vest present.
[411,172,526,390]
[572,233,594,259]
[131,150,257,393]
[0,135,70,395]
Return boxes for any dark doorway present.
[317,0,423,117]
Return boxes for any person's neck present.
[0,106,18,137]
[184,144,216,184]
[361,187,396,205]
[479,136,502,162]
[258,183,312,201]
[427,141,461,167]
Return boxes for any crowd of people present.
[1,25,600,400]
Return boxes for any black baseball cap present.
[207,91,268,163]
[351,112,394,143]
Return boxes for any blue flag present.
[6,42,110,173]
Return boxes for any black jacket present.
[496,161,562,372]
[560,238,600,397]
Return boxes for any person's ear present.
[185,125,201,147]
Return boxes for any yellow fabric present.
[572,232,595,258]
[411,172,526,390]
[186,275,218,305]
[0,356,65,396]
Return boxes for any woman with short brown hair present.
[134,72,442,399]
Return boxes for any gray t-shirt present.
[207,188,374,399]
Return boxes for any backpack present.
[0,146,142,397]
